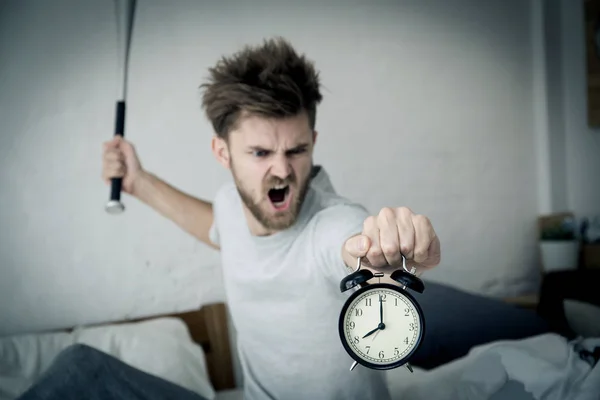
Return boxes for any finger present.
[103,136,122,150]
[344,234,370,258]
[363,216,386,268]
[425,235,441,268]
[412,214,432,264]
[397,207,415,259]
[377,207,402,265]
[102,162,126,181]
[103,139,115,150]
[120,141,138,164]
[103,149,124,163]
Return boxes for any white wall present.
[542,0,569,212]
[560,0,600,215]
[0,0,577,337]
[541,0,600,216]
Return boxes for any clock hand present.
[362,326,380,339]
[371,329,381,341]
[362,321,386,339]
[379,294,383,324]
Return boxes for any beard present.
[230,161,311,232]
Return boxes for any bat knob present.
[105,200,125,214]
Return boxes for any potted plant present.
[539,214,579,273]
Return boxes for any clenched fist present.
[102,136,144,195]
[344,207,441,273]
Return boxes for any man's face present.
[213,111,316,234]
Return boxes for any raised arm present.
[102,136,219,250]
[132,171,218,249]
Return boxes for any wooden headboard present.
[168,302,235,391]
[123,302,235,391]
[66,302,236,392]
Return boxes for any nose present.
[270,153,292,180]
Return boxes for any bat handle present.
[105,101,126,214]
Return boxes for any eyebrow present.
[248,143,310,152]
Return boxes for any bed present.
[0,302,243,400]
[117,302,239,395]
[113,302,244,399]
[2,297,600,400]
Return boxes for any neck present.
[242,205,279,237]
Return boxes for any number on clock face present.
[343,287,422,366]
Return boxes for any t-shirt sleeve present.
[209,218,220,247]
[312,203,370,284]
[208,183,232,248]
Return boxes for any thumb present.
[345,234,370,257]
[120,140,137,160]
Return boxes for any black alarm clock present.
[338,256,425,372]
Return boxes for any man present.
[102,37,441,400]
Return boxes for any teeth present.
[272,184,287,190]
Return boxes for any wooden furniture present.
[581,243,600,269]
[158,302,235,391]
[503,294,539,309]
[538,269,600,337]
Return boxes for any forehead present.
[229,112,312,148]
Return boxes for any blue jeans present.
[16,344,208,400]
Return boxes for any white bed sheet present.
[214,334,600,400]
[4,314,599,400]
[385,333,600,400]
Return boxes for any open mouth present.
[267,184,291,211]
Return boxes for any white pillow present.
[0,317,216,400]
[0,330,76,400]
[564,299,600,338]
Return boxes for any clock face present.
[339,283,424,369]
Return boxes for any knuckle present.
[368,245,383,258]
[400,243,412,254]
[378,207,395,221]
[414,249,428,261]
[397,206,413,217]
[379,206,394,217]
[414,214,430,226]
[363,216,376,230]
[380,241,398,255]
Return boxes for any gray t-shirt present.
[209,167,391,400]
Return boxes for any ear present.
[211,136,231,169]
[312,130,318,145]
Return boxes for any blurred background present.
[0,0,598,338]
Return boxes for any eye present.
[252,150,270,157]
[287,147,307,156]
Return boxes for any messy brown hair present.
[200,36,323,139]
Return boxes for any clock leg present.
[405,363,413,373]
[350,361,358,371]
